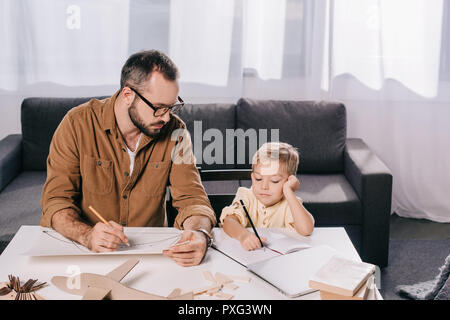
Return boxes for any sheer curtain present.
[1,0,129,88]
[324,0,450,223]
[1,0,449,222]
[168,0,242,101]
[327,0,443,98]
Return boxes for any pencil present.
[170,240,191,248]
[88,205,130,246]
[239,199,264,248]
[88,205,111,226]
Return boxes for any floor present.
[389,213,450,240]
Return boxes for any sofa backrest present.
[21,96,108,171]
[236,98,347,173]
[20,96,347,174]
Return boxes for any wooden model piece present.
[193,270,251,300]
[0,275,47,300]
[51,258,193,300]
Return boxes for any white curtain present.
[328,0,443,98]
[1,0,129,88]
[1,0,449,222]
[0,0,20,91]
[242,0,287,80]
[324,0,450,223]
[169,0,235,87]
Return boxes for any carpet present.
[396,254,450,300]
[380,239,450,300]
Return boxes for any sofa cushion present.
[236,98,346,173]
[0,171,46,242]
[178,103,236,170]
[240,173,361,225]
[21,96,108,171]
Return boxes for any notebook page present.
[211,228,279,266]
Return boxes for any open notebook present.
[211,228,312,267]
[212,228,342,297]
[247,245,339,297]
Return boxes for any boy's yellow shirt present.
[219,187,303,229]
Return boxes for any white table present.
[0,226,380,300]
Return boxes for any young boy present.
[220,142,315,251]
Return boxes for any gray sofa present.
[0,96,392,267]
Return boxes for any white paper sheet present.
[22,227,183,256]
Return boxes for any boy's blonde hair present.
[251,142,299,176]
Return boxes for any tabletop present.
[0,226,380,300]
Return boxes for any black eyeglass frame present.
[129,87,184,117]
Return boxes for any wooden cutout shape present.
[0,277,47,300]
[227,275,251,283]
[193,284,221,295]
[33,293,46,300]
[223,283,239,290]
[106,258,140,282]
[81,286,111,300]
[51,258,193,300]
[215,292,234,300]
[0,291,16,300]
[167,288,182,299]
[202,271,215,283]
[196,270,251,300]
[214,272,233,287]
[206,286,221,295]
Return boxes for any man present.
[40,50,216,267]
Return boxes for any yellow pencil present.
[88,205,111,226]
[88,205,130,246]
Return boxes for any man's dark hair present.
[120,50,179,89]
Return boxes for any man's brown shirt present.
[40,92,216,229]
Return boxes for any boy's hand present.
[239,231,267,251]
[283,175,300,194]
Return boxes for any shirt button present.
[124,171,129,177]
[123,194,128,199]
[97,161,102,166]
[121,222,127,227]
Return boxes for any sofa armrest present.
[344,138,393,267]
[0,134,23,192]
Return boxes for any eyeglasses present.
[129,87,184,117]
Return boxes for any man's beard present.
[128,101,166,138]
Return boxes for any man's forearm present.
[51,208,93,247]
[182,215,213,232]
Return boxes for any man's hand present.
[84,221,129,253]
[162,230,208,267]
[239,231,267,251]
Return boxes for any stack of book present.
[309,255,377,300]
